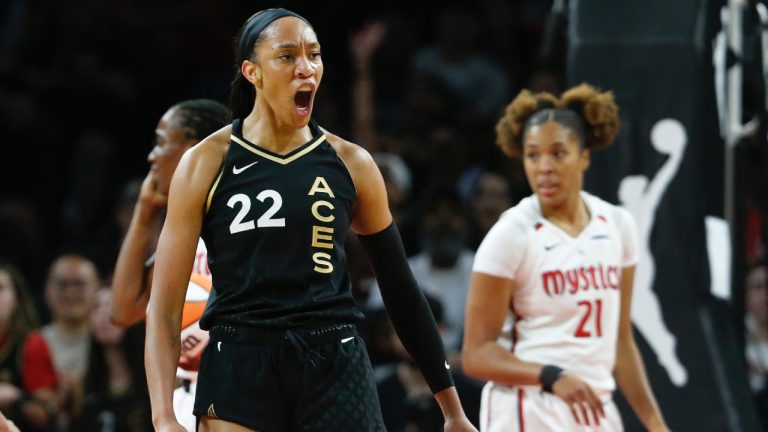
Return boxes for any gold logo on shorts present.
[207,403,218,418]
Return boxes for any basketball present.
[178,272,212,372]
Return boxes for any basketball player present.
[110,99,228,431]
[462,84,670,431]
[144,8,476,432]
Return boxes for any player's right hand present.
[0,410,20,432]
[137,171,169,221]
[551,374,606,427]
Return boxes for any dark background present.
[2,0,768,430]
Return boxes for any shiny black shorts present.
[193,323,386,432]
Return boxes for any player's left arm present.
[614,265,670,432]
[330,134,476,432]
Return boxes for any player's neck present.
[243,106,312,155]
[540,192,590,236]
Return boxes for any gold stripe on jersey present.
[206,169,224,214]
[230,134,327,165]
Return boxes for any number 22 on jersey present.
[227,190,285,233]
[224,177,337,275]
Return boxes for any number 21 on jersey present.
[575,299,603,338]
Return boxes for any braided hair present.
[171,99,230,141]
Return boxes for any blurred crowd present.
[0,0,766,431]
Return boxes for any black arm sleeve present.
[358,222,454,393]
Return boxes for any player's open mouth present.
[294,89,313,115]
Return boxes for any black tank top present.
[199,119,363,330]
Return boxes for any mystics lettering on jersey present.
[198,119,362,330]
[473,192,639,399]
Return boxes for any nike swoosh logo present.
[341,337,354,344]
[544,243,560,251]
[445,361,451,370]
[232,161,258,174]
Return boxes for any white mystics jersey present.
[473,191,638,398]
[192,238,211,278]
[176,238,211,381]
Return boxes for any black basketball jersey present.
[199,119,363,330]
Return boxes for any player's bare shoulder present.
[188,124,232,165]
[172,125,232,201]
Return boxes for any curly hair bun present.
[560,83,619,151]
[495,83,620,158]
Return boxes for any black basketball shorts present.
[193,323,386,432]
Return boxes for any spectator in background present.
[41,254,100,430]
[59,130,118,252]
[374,152,419,256]
[0,201,48,321]
[412,4,509,127]
[88,178,145,283]
[350,20,387,153]
[365,187,474,353]
[71,288,150,432]
[346,152,419,304]
[0,262,58,432]
[458,168,514,250]
[375,294,484,432]
[746,263,768,428]
[411,189,474,353]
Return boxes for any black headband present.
[524,108,587,144]
[238,8,309,61]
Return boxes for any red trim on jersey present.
[518,388,526,432]
[597,215,607,223]
[22,332,57,392]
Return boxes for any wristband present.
[539,365,565,393]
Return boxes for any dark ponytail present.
[229,8,311,120]
[229,69,257,122]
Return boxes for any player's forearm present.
[111,213,155,327]
[358,223,454,393]
[462,341,542,386]
[145,303,182,427]
[615,336,669,431]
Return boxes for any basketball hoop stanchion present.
[724,0,759,232]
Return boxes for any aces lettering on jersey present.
[308,176,335,273]
[224,175,339,274]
